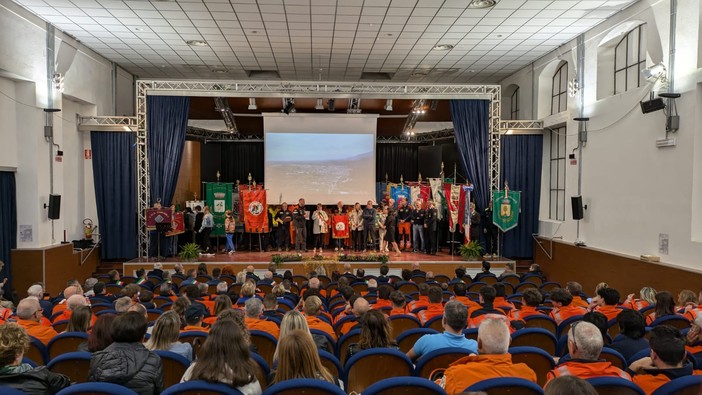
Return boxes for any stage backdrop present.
[263,113,378,205]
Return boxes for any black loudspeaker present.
[48,194,61,220]
[571,196,583,220]
[640,98,665,114]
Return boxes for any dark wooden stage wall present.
[533,238,702,297]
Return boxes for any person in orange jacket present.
[303,296,336,341]
[441,316,537,394]
[594,288,624,322]
[450,283,479,310]
[15,297,58,345]
[408,283,431,312]
[545,321,631,384]
[244,298,279,339]
[566,281,590,309]
[630,325,702,395]
[388,291,413,317]
[511,288,546,321]
[550,288,587,324]
[417,286,445,325]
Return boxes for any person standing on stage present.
[333,201,348,252]
[410,200,426,253]
[293,198,308,256]
[312,203,329,255]
[385,199,401,256]
[397,198,412,251]
[469,202,481,244]
[377,206,388,253]
[266,205,279,252]
[349,202,363,252]
[275,202,293,251]
[425,199,438,255]
[362,201,377,253]
[184,207,196,244]
[224,210,236,255]
[193,205,204,249]
[198,206,214,255]
[483,200,498,258]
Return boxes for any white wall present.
[501,0,702,271]
[0,0,134,247]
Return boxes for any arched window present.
[549,126,566,221]
[510,87,520,120]
[614,25,645,94]
[551,63,567,115]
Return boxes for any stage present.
[123,250,514,278]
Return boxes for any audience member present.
[452,266,468,283]
[511,288,545,320]
[609,309,649,362]
[87,314,116,353]
[180,319,262,394]
[372,285,393,309]
[546,321,631,382]
[244,298,280,339]
[27,284,53,319]
[407,300,477,361]
[417,286,444,325]
[544,376,598,395]
[411,262,425,277]
[451,283,479,310]
[377,264,390,283]
[51,285,82,316]
[0,323,70,393]
[15,297,58,345]
[588,282,609,309]
[567,281,589,309]
[182,303,209,333]
[409,283,431,311]
[52,294,90,323]
[346,309,398,363]
[647,291,677,325]
[271,329,336,387]
[623,287,657,311]
[468,286,507,329]
[550,287,587,324]
[145,310,193,362]
[146,262,164,278]
[492,283,515,310]
[89,311,163,394]
[583,311,611,345]
[441,317,537,393]
[66,305,92,333]
[594,287,623,321]
[339,297,370,336]
[498,262,516,278]
[115,296,134,314]
[303,296,336,340]
[389,291,411,316]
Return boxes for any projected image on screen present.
[265,132,375,204]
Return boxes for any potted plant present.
[459,241,483,261]
[178,242,201,262]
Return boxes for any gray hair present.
[216,281,228,293]
[27,284,43,298]
[197,282,208,294]
[570,321,604,360]
[159,282,171,294]
[245,297,263,318]
[154,262,163,270]
[115,296,133,313]
[478,317,511,354]
[16,298,40,320]
[67,294,87,310]
[83,278,98,292]
[443,300,468,332]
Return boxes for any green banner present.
[492,190,520,232]
[205,183,233,236]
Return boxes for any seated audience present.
[304,296,336,340]
[567,281,589,309]
[15,297,58,345]
[51,285,82,316]
[408,283,431,311]
[685,315,702,354]
[544,376,598,395]
[339,296,370,336]
[261,293,283,322]
[0,324,70,394]
[115,296,134,314]
[411,262,426,277]
[372,285,393,309]
[89,312,163,394]
[588,282,609,310]
[647,291,678,325]
[180,319,262,395]
[244,298,280,339]
[498,262,516,279]
[377,264,391,283]
[181,269,198,286]
[66,305,92,334]
[623,287,657,311]
[594,287,623,321]
[346,309,399,363]
[550,287,587,324]
[52,294,91,323]
[271,329,337,386]
[259,271,275,286]
[204,294,233,326]
[609,309,649,362]
[451,266,468,283]
[181,303,210,333]
[407,300,477,361]
[417,286,444,325]
[441,317,537,394]
[146,262,164,279]
[87,314,116,353]
[546,321,631,382]
[451,283,479,310]
[145,310,193,362]
[629,325,699,394]
[237,281,257,305]
[468,286,507,329]
[389,291,411,316]
[511,288,544,320]
[473,261,493,281]
[521,263,545,281]
[92,282,115,303]
[584,311,611,345]
[677,289,698,313]
[27,284,53,319]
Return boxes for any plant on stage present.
[179,243,201,261]
[338,253,389,264]
[271,254,302,264]
[459,241,483,261]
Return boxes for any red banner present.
[241,189,268,233]
[165,212,185,237]
[331,214,350,239]
[444,183,461,232]
[145,208,172,230]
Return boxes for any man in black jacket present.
[292,198,308,255]
[361,200,377,252]
[193,205,204,250]
[410,200,426,253]
[275,202,293,251]
[425,199,438,254]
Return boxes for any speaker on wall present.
[640,98,665,114]
[571,196,583,220]
[48,194,61,220]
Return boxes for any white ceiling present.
[13,0,639,83]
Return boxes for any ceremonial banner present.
[241,189,268,233]
[391,185,410,205]
[165,212,185,237]
[420,184,431,209]
[444,183,462,232]
[429,178,444,220]
[462,185,474,242]
[493,190,521,232]
[205,183,232,236]
[331,214,350,239]
[145,208,172,230]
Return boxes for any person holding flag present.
[332,201,350,252]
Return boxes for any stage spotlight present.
[248,98,257,110]
[327,99,335,111]
[384,99,393,111]
[282,98,296,115]
[315,98,324,110]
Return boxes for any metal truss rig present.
[77,116,137,132]
[135,79,501,257]
[186,126,262,142]
[377,128,455,144]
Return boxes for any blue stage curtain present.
[147,96,190,206]
[0,172,17,296]
[91,132,137,260]
[501,134,543,258]
[450,100,490,211]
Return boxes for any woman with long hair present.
[345,309,398,363]
[624,287,657,311]
[647,291,677,325]
[271,329,336,385]
[172,296,191,327]
[204,295,232,326]
[87,314,116,352]
[66,305,91,333]
[145,311,193,361]
[180,319,261,394]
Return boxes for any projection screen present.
[263,113,378,205]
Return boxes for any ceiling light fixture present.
[327,99,335,111]
[315,98,324,110]
[467,0,498,9]
[384,99,393,112]
[134,27,145,31]
[248,98,257,110]
[282,98,296,115]
[186,40,209,47]
[211,68,228,73]
[432,44,454,51]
